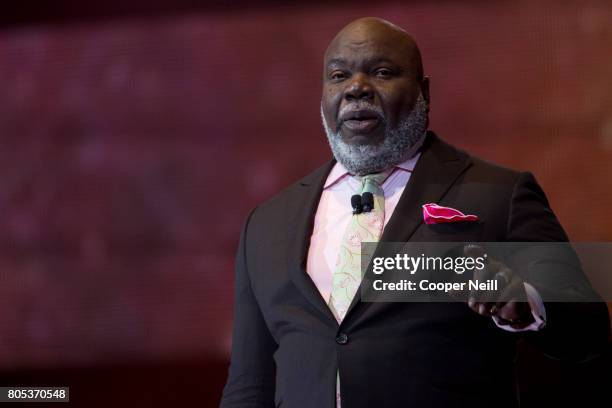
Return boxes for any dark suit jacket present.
[220,132,610,408]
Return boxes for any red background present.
[0,1,610,406]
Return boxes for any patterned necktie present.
[329,169,392,322]
[329,169,392,408]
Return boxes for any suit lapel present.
[342,132,473,324]
[380,132,472,243]
[287,159,340,325]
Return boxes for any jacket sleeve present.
[220,208,277,407]
[506,172,610,361]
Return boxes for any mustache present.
[337,102,384,127]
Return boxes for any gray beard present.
[321,93,428,176]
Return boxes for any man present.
[220,17,609,408]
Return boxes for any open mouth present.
[341,111,381,133]
[343,118,379,132]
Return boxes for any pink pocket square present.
[422,203,479,224]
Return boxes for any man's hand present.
[463,245,535,329]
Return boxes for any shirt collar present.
[324,151,421,189]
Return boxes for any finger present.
[474,262,514,316]
[490,264,524,318]
[463,245,510,317]
[488,264,515,314]
[493,264,513,292]
[494,274,527,312]
[469,255,500,307]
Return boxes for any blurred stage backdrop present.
[0,0,610,406]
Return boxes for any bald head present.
[325,17,423,81]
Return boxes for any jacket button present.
[336,333,349,345]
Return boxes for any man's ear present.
[421,76,430,112]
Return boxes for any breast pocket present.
[416,220,485,242]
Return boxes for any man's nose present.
[344,74,374,101]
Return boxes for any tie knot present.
[359,168,393,195]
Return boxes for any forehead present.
[324,29,412,67]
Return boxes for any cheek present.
[384,90,419,124]
[322,88,343,126]
[326,88,343,107]
[380,95,403,123]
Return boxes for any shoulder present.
[429,132,566,240]
[256,160,333,212]
[421,131,525,189]
[244,159,334,235]
[441,136,548,204]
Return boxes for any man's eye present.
[374,68,393,78]
[330,71,346,80]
